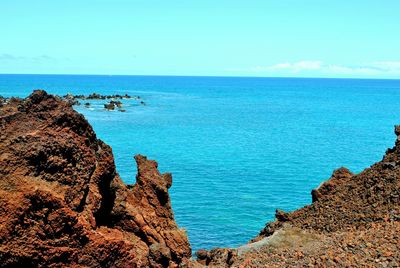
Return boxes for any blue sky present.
[0,0,399,78]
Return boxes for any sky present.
[0,0,399,78]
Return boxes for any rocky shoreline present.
[0,92,146,112]
[192,129,400,266]
[1,90,399,267]
[0,91,189,267]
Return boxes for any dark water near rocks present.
[1,74,400,251]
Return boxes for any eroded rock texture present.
[0,90,191,267]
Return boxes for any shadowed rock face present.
[0,90,191,267]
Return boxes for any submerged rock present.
[74,93,135,100]
[87,93,105,100]
[104,100,123,110]
[59,93,144,111]
[0,90,191,267]
[104,102,115,110]
[114,100,123,108]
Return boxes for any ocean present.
[1,74,400,251]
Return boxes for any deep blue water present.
[1,74,400,251]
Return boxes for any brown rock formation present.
[197,126,400,267]
[258,127,400,237]
[2,89,399,267]
[311,167,353,203]
[0,90,191,267]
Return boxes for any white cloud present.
[253,61,322,73]
[251,60,400,76]
[369,61,400,73]
[326,65,380,75]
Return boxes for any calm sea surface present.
[1,74,400,251]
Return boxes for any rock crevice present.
[0,90,191,267]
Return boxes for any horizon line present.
[0,73,399,81]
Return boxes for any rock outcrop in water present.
[197,127,400,267]
[0,90,191,267]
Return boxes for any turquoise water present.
[1,74,400,251]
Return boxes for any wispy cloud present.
[369,61,400,73]
[0,53,26,61]
[250,61,400,76]
[325,64,381,75]
[0,53,55,62]
[253,61,323,72]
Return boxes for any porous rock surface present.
[0,90,191,267]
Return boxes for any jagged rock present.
[195,248,237,267]
[275,209,290,222]
[0,90,191,267]
[104,102,115,110]
[87,93,105,100]
[114,101,123,108]
[311,167,353,202]
[3,89,400,267]
[0,96,5,107]
[252,127,400,239]
[195,249,209,261]
[63,93,74,99]
[104,101,123,110]
[198,126,400,267]
[76,93,134,100]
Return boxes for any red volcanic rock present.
[197,126,400,267]
[274,209,291,222]
[0,90,191,267]
[255,127,400,238]
[311,167,353,203]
